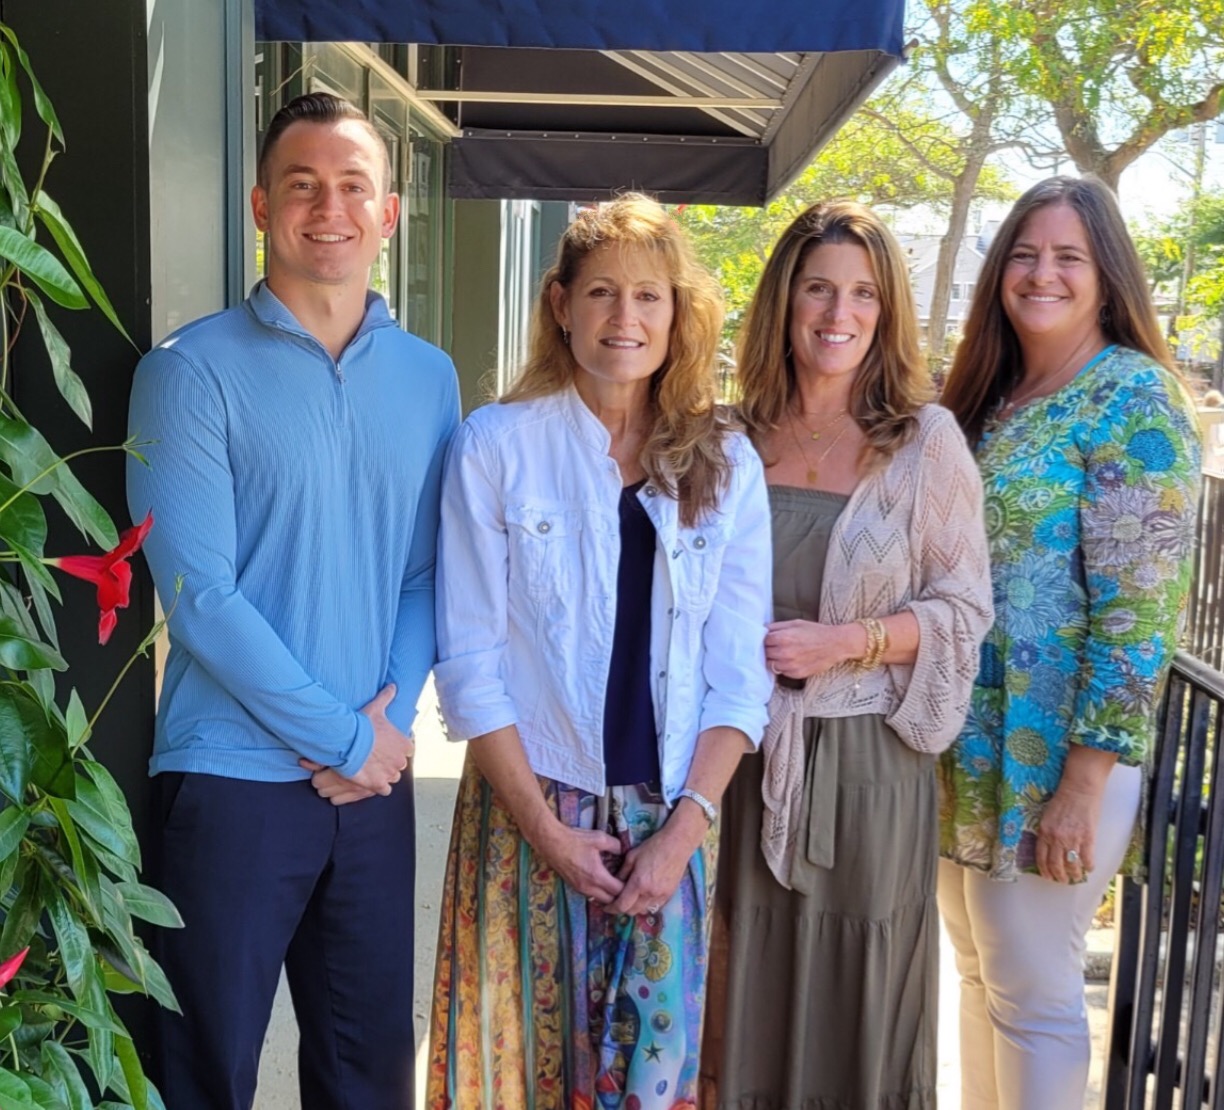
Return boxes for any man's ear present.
[381,192,400,238]
[251,185,269,232]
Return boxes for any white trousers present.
[937,763,1142,1110]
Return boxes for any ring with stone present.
[1066,849,1080,864]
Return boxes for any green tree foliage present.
[675,104,1014,343]
[972,0,1224,189]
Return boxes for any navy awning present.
[255,1,905,56]
[255,1,906,205]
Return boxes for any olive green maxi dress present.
[701,486,938,1110]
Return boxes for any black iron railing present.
[1105,651,1224,1109]
[1185,471,1224,672]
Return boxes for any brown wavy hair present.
[736,199,930,461]
[942,175,1176,445]
[503,194,732,526]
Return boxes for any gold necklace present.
[997,338,1102,423]
[788,410,854,485]
[791,406,849,442]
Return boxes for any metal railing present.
[1105,651,1224,1109]
[1185,471,1224,672]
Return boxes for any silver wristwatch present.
[677,787,718,826]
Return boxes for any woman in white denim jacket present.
[426,195,773,1109]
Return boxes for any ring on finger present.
[646,903,660,914]
[1066,849,1080,864]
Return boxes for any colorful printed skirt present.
[426,752,718,1110]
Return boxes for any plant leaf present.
[0,685,34,801]
[0,44,21,153]
[45,888,93,999]
[0,613,66,671]
[0,804,29,858]
[0,24,64,145]
[107,1062,167,1110]
[68,770,139,868]
[27,290,91,428]
[25,667,55,716]
[114,1036,147,1110]
[27,707,73,799]
[10,991,128,1035]
[0,132,28,228]
[65,689,89,750]
[40,1040,92,1110]
[0,472,47,554]
[0,1068,35,1107]
[0,838,19,897]
[48,797,101,920]
[0,416,117,548]
[116,882,183,929]
[82,972,114,1092]
[0,1002,21,1041]
[11,539,61,652]
[85,839,137,885]
[0,859,42,955]
[22,1072,65,1109]
[0,226,85,309]
[34,193,132,344]
[94,923,178,1014]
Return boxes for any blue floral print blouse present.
[938,346,1201,880]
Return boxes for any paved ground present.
[254,680,1110,1107]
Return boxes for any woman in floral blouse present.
[938,175,1201,1110]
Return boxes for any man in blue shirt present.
[128,92,460,1109]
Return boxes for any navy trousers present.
[152,772,416,1110]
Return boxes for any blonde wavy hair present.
[736,199,930,461]
[503,194,732,527]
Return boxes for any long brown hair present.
[504,194,732,526]
[736,199,929,460]
[942,175,1175,444]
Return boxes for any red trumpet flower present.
[47,512,153,644]
[0,946,28,990]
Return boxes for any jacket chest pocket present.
[673,521,733,613]
[505,504,583,597]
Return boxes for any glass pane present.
[304,44,367,106]
[401,125,443,343]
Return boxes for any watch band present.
[677,787,717,826]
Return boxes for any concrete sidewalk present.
[254,680,1111,1108]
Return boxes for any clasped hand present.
[765,619,854,680]
[537,812,702,917]
[300,684,414,806]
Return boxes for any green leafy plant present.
[0,21,180,1110]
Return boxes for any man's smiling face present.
[251,118,398,294]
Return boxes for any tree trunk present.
[927,112,993,364]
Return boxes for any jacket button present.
[644,485,658,497]
[537,520,551,534]
[693,535,707,549]
[658,670,667,678]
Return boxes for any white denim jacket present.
[434,386,773,801]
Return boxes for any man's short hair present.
[257,92,391,192]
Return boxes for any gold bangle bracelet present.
[855,617,888,672]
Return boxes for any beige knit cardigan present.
[761,403,994,887]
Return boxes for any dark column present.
[449,199,503,410]
[2,0,157,1061]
